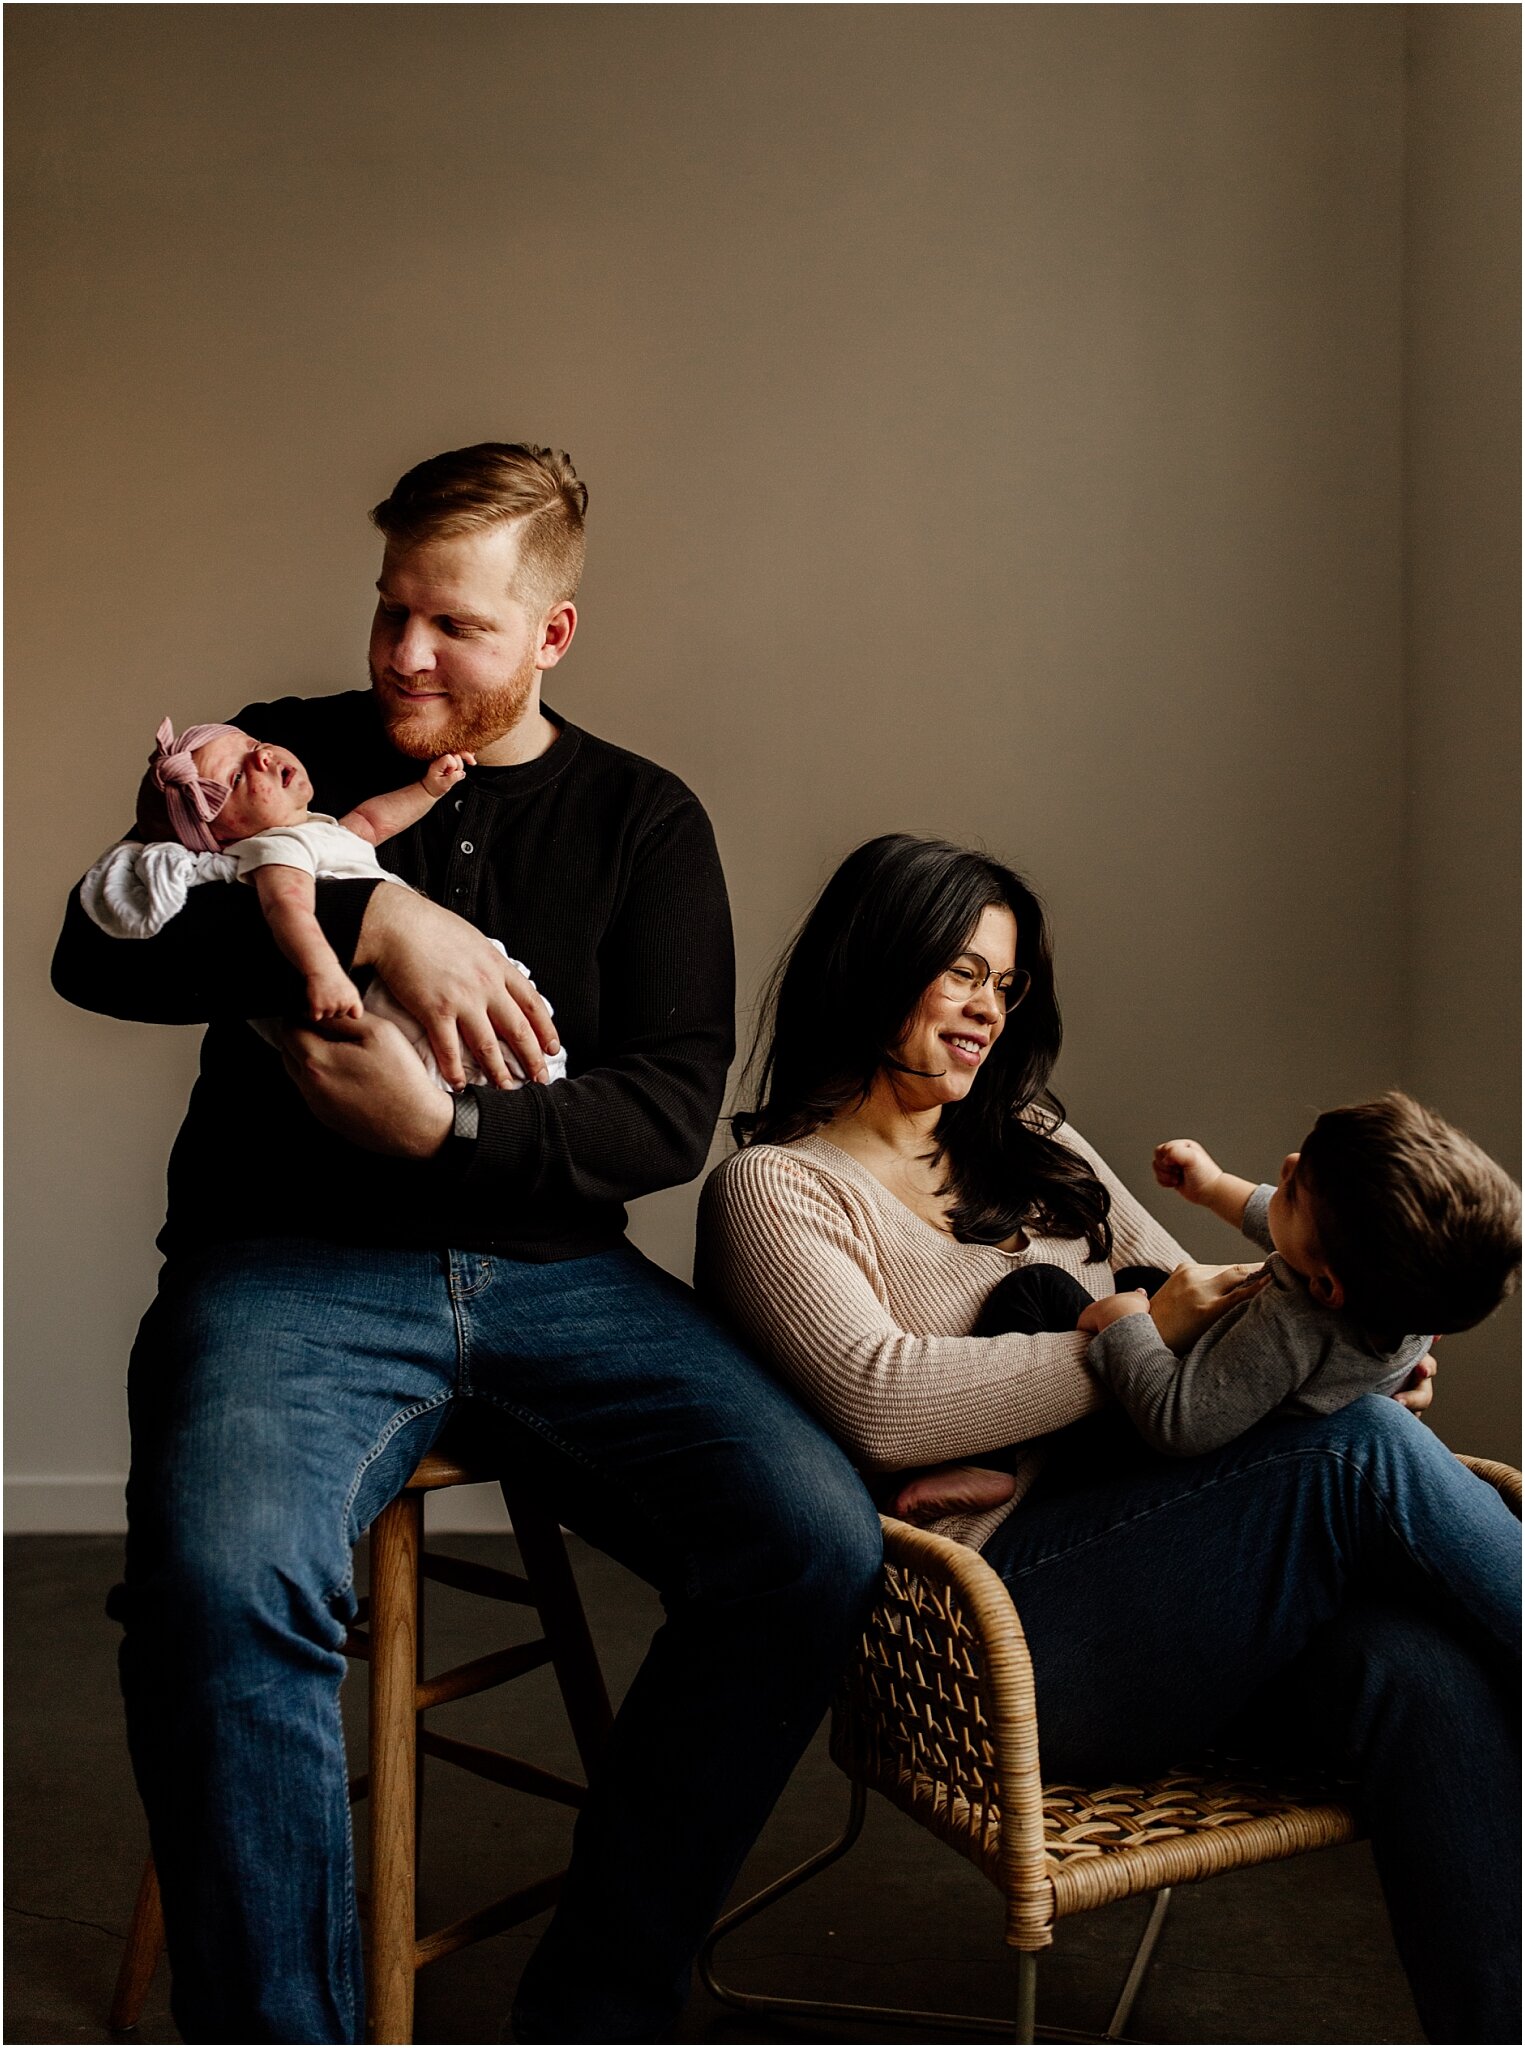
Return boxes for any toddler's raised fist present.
[1153,1139,1222,1205]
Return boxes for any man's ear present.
[1309,1267,1345,1310]
[535,602,577,670]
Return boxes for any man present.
[52,444,882,2044]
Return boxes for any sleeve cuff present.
[461,1078,544,1191]
[1241,1184,1276,1252]
[1087,1311,1179,1395]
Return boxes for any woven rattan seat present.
[705,1450,1521,2041]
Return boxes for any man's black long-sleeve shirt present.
[51,690,736,1262]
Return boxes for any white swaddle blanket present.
[80,838,568,1092]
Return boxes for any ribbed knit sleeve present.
[698,1144,1110,1470]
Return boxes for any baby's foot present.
[890,1463,1017,1524]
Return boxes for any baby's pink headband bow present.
[149,718,246,852]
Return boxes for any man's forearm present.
[51,875,382,1024]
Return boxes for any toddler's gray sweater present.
[1089,1186,1427,1455]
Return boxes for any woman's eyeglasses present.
[938,956,1031,1015]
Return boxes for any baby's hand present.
[1077,1289,1151,1335]
[423,753,476,798]
[307,967,365,1023]
[1153,1139,1223,1206]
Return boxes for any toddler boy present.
[1087,1092,1520,1454]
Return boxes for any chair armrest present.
[829,1515,1055,1944]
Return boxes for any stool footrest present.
[420,1553,536,1606]
[415,1871,566,1969]
[420,1729,585,1808]
[417,1638,554,1711]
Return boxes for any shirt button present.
[454,799,464,811]
[461,841,474,855]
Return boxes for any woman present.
[698,834,1520,2045]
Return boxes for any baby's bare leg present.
[890,1464,1017,1524]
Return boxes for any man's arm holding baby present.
[53,864,557,1091]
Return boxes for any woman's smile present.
[941,1032,988,1066]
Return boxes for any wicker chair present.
[702,1452,1521,2043]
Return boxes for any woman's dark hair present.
[733,834,1113,1260]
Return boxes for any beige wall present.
[1401,5,1522,1456]
[5,5,1516,1529]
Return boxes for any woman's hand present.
[1148,1261,1269,1355]
[355,887,559,1090]
[1077,1289,1151,1335]
[1393,1353,1437,1417]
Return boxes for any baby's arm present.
[1154,1139,1259,1233]
[1088,1283,1312,1456]
[340,754,474,848]
[253,865,364,1022]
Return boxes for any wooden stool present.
[110,1446,613,2044]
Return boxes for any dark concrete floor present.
[6,1533,1423,2045]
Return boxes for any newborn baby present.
[81,717,566,1091]
[136,718,469,1023]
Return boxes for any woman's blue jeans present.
[981,1400,1522,2045]
[114,1236,883,2044]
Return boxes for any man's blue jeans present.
[115,1236,883,2044]
[982,1400,1522,2045]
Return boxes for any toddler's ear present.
[1309,1269,1345,1310]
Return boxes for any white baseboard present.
[5,1476,514,1537]
[5,1476,127,1533]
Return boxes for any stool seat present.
[405,1448,492,1491]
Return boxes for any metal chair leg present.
[1105,1889,1172,2039]
[700,1780,1173,2044]
[1015,1950,1038,2045]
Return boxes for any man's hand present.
[1148,1261,1269,1355]
[1077,1289,1151,1336]
[1153,1139,1224,1206]
[279,1013,454,1157]
[355,887,559,1090]
[1393,1353,1437,1418]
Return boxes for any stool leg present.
[368,1490,422,2045]
[109,1855,164,2031]
[508,1493,614,1776]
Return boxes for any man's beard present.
[369,651,538,760]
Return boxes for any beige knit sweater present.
[696,1125,1191,1548]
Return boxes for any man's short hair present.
[370,443,588,618]
[1299,1090,1521,1343]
